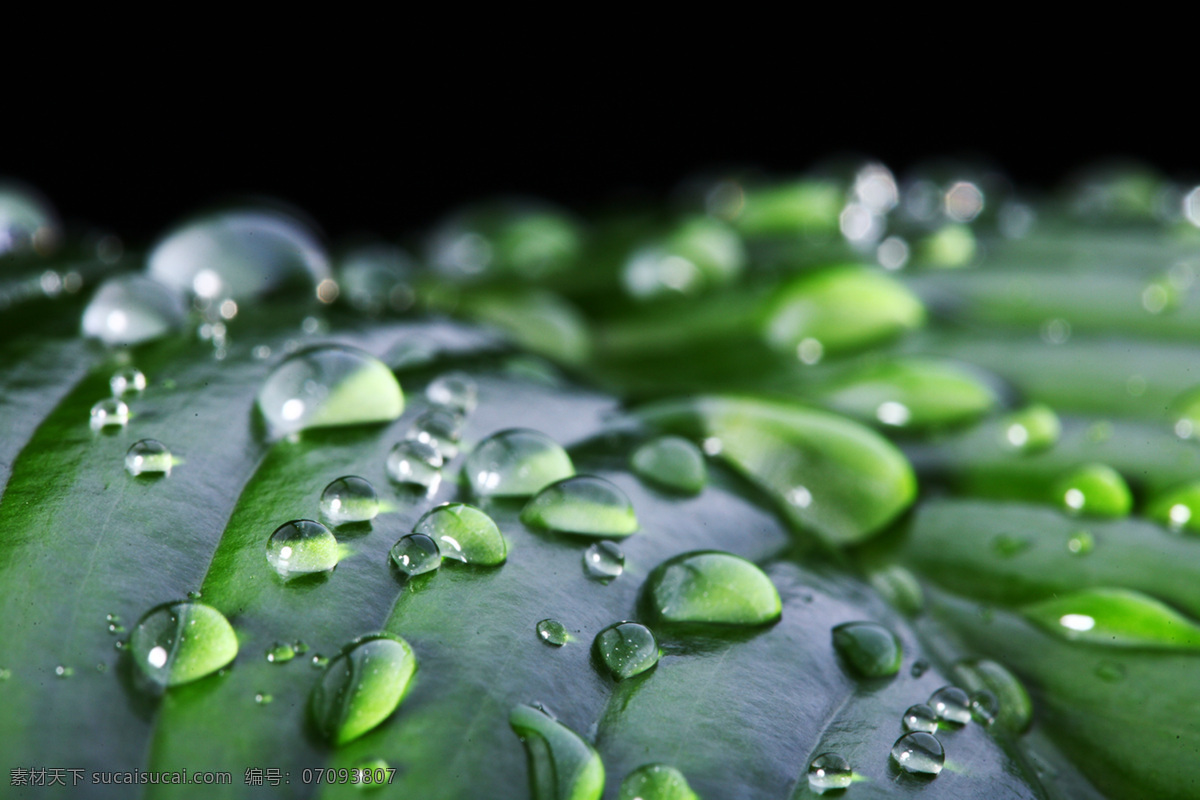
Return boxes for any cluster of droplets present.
[386,372,478,493]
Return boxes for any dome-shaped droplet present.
[890,732,944,775]
[129,601,238,687]
[1146,482,1200,534]
[148,208,330,301]
[265,520,339,580]
[866,564,925,616]
[1054,464,1132,518]
[0,183,59,258]
[110,368,147,397]
[630,436,707,495]
[521,476,638,538]
[928,686,972,724]
[1067,530,1096,555]
[831,621,902,678]
[406,408,465,460]
[807,753,853,793]
[969,690,999,726]
[1000,404,1061,453]
[320,476,379,525]
[618,763,699,800]
[389,533,442,577]
[903,703,939,733]
[593,621,660,680]
[338,244,414,315]
[412,503,506,566]
[309,633,417,745]
[257,345,404,438]
[950,658,1033,733]
[464,428,574,498]
[537,619,569,647]
[386,439,443,489]
[90,398,129,431]
[426,371,478,415]
[583,541,625,582]
[266,642,296,664]
[509,704,604,800]
[430,202,582,280]
[621,217,746,301]
[644,551,781,626]
[125,439,173,476]
[82,275,187,346]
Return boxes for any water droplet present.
[89,398,129,431]
[266,642,296,664]
[593,621,660,680]
[1000,404,1061,453]
[1095,661,1126,682]
[630,436,707,495]
[265,520,339,580]
[311,654,329,668]
[509,704,604,800]
[891,732,944,775]
[950,658,1033,733]
[1054,464,1132,518]
[903,703,939,733]
[522,476,638,538]
[621,218,745,300]
[55,665,73,679]
[583,541,625,583]
[431,202,581,280]
[426,371,478,415]
[412,503,506,566]
[81,275,187,346]
[1041,317,1072,345]
[389,533,442,576]
[536,619,569,646]
[1067,530,1095,555]
[1146,482,1200,534]
[257,345,404,438]
[350,757,391,789]
[644,551,781,626]
[831,621,902,678]
[125,439,173,477]
[910,660,929,678]
[807,753,853,793]
[186,590,202,600]
[320,476,379,525]
[991,533,1031,558]
[110,368,147,397]
[928,686,972,724]
[293,640,309,654]
[0,668,10,681]
[338,244,414,315]
[254,692,273,705]
[464,428,574,498]
[1023,587,1200,650]
[406,408,465,459]
[148,209,330,301]
[129,601,238,687]
[970,690,999,726]
[385,441,442,493]
[0,183,59,257]
[619,763,699,800]
[867,565,925,616]
[309,633,417,745]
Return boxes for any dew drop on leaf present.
[536,619,569,647]
[125,439,172,477]
[582,541,625,583]
[389,533,442,577]
[110,367,147,397]
[970,690,1000,726]
[386,439,443,489]
[265,520,339,580]
[412,503,506,566]
[406,408,465,459]
[593,621,660,681]
[630,436,707,495]
[89,398,129,431]
[464,428,574,498]
[619,763,699,800]
[831,621,902,678]
[807,752,853,793]
[129,601,238,688]
[320,476,379,525]
[1054,464,1132,518]
[643,551,781,626]
[426,371,478,415]
[1145,482,1200,534]
[522,476,638,538]
[266,642,296,664]
[891,732,944,775]
[903,703,939,733]
[1000,404,1061,453]
[928,686,972,724]
[309,634,417,745]
[82,275,187,346]
[509,703,604,800]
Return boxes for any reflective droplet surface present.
[1000,404,1061,453]
[593,621,660,680]
[310,633,417,745]
[1146,482,1200,534]
[928,686,972,724]
[412,503,506,566]
[583,541,625,582]
[970,690,1000,726]
[464,428,574,498]
[509,704,604,800]
[644,551,781,626]
[389,533,442,577]
[951,658,1033,733]
[426,371,478,415]
[1023,587,1200,650]
[338,244,414,315]
[386,439,443,488]
[82,275,187,346]
[125,439,172,476]
[1054,464,1132,518]
[619,763,699,800]
[831,621,902,678]
[110,368,147,397]
[320,476,379,525]
[522,476,638,538]
[903,703,939,733]
[1067,530,1095,555]
[129,601,238,687]
[431,202,581,280]
[867,565,924,616]
[891,732,945,775]
[265,520,339,580]
[630,436,707,495]
[405,408,465,460]
[621,217,745,300]
[266,642,296,664]
[90,398,129,431]
[0,183,59,258]
[807,752,853,793]
[537,619,569,647]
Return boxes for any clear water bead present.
[389,533,441,577]
[125,439,172,476]
[412,503,506,566]
[903,703,939,733]
[593,621,660,680]
[536,619,569,646]
[129,600,238,687]
[405,408,465,460]
[425,371,478,415]
[90,398,129,431]
[319,476,379,525]
[386,439,443,489]
[265,520,339,580]
[110,368,147,397]
[890,732,944,775]
[582,541,625,582]
[309,634,417,745]
[928,686,973,724]
[464,428,574,498]
[807,752,853,793]
[81,275,187,346]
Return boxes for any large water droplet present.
[807,753,853,793]
[320,476,379,525]
[831,621,902,678]
[125,439,173,476]
[583,541,625,583]
[1146,482,1200,534]
[148,209,330,301]
[630,436,707,495]
[928,686,972,724]
[110,368,147,397]
[386,439,443,489]
[413,503,506,565]
[1054,464,1132,518]
[0,183,59,258]
[903,704,939,733]
[90,398,129,431]
[509,704,605,800]
[266,520,339,580]
[426,371,478,415]
[1000,404,1062,453]
[405,408,465,460]
[464,428,574,498]
[593,621,660,680]
[310,633,417,745]
[619,763,699,800]
[1022,587,1200,650]
[537,619,569,647]
[643,551,781,626]
[258,345,404,438]
[81,275,186,346]
[890,732,944,775]
[129,601,238,688]
[389,533,442,577]
[950,658,1033,733]
[522,476,638,538]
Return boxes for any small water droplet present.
[903,703,939,733]
[1054,464,1132,518]
[386,439,443,489]
[630,436,707,495]
[310,633,417,744]
[311,654,329,668]
[891,732,944,775]
[129,601,238,687]
[412,503,506,565]
[464,428,574,498]
[82,275,187,346]
[1000,404,1061,453]
[266,642,296,664]
[186,590,202,600]
[521,476,638,538]
[618,763,698,800]
[593,621,660,680]
[1040,317,1071,345]
[89,398,129,431]
[807,752,853,793]
[970,689,999,726]
[254,692,273,704]
[1146,482,1200,534]
[426,371,478,415]
[265,520,339,580]
[319,476,379,525]
[406,408,465,459]
[125,439,173,476]
[351,757,391,790]
[950,657,1033,733]
[910,660,930,678]
[1068,530,1095,555]
[928,686,972,724]
[644,551,781,626]
[583,541,625,583]
[55,665,73,679]
[389,533,442,577]
[831,621,902,678]
[110,368,147,397]
[536,619,569,646]
[293,640,309,654]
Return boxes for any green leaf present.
[1022,588,1200,651]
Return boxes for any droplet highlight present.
[265,520,339,580]
[1054,464,1132,518]
[890,732,944,776]
[807,753,853,793]
[320,476,379,525]
[82,276,187,346]
[583,541,625,583]
[903,703,939,733]
[619,763,699,800]
[386,439,443,489]
[389,533,442,577]
[412,503,506,566]
[125,439,172,476]
[425,371,478,415]
[129,601,238,687]
[110,368,147,397]
[928,686,972,724]
[593,621,660,681]
[90,398,129,431]
[537,619,569,647]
